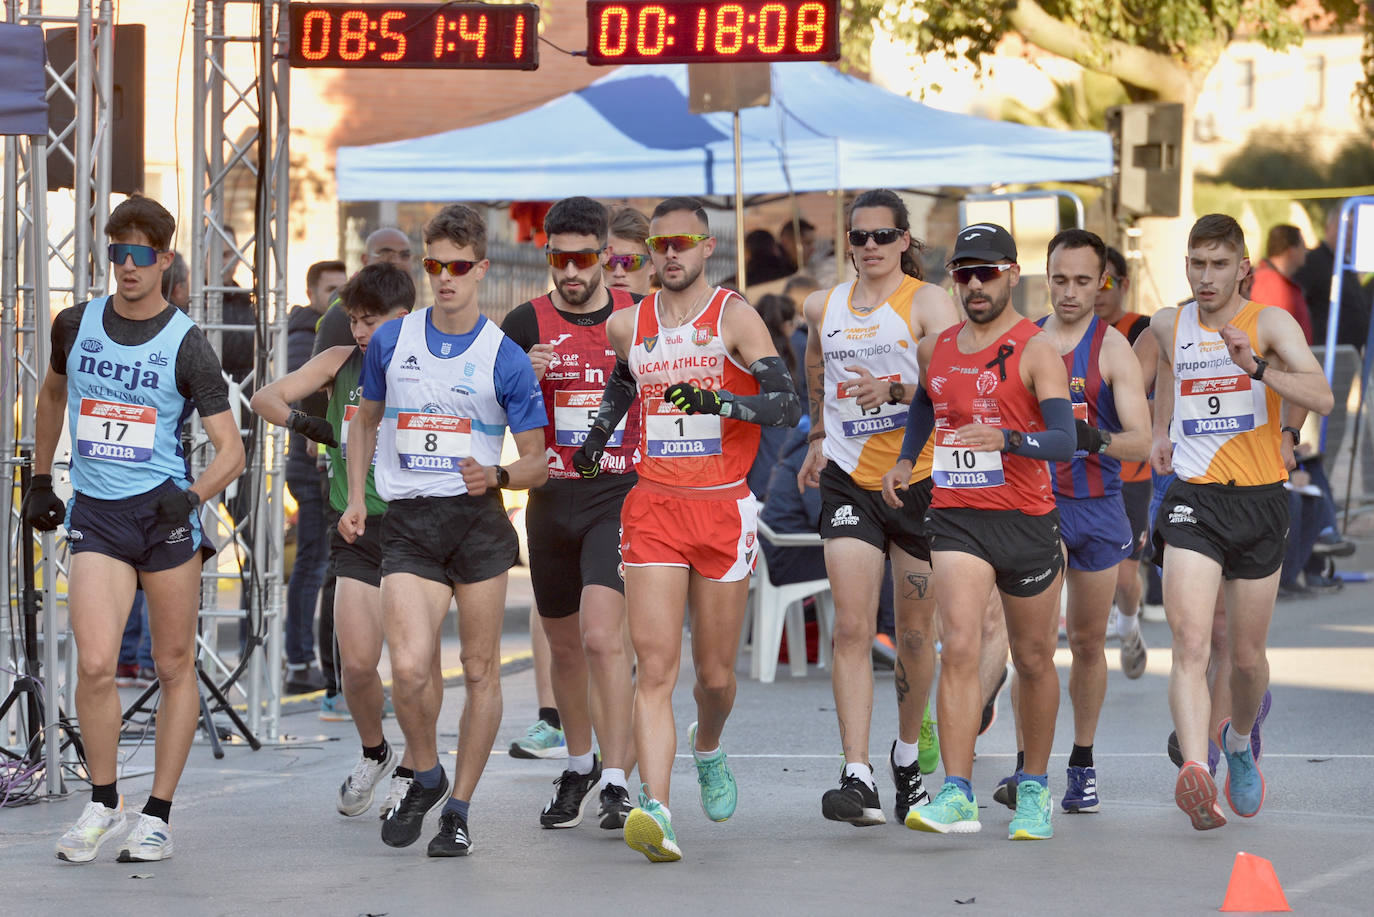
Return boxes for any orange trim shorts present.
[619,478,758,582]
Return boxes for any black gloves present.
[664,383,724,415]
[1075,419,1109,454]
[21,474,65,532]
[288,409,339,448]
[153,488,201,527]
[571,426,611,479]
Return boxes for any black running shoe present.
[381,769,450,848]
[980,664,1009,736]
[890,741,930,822]
[539,756,602,828]
[821,768,886,826]
[426,811,472,857]
[598,783,632,830]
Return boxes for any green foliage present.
[1000,72,1130,131]
[1215,136,1328,190]
[1327,134,1374,187]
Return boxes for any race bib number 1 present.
[1178,375,1255,437]
[395,412,470,473]
[554,390,626,448]
[75,398,156,463]
[645,400,721,457]
[931,429,1004,488]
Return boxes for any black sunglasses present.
[847,228,904,247]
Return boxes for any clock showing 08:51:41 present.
[585,0,839,65]
[287,2,539,69]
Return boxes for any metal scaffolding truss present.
[190,0,289,741]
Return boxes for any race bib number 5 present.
[645,400,721,457]
[931,429,1004,488]
[1178,375,1255,437]
[76,398,156,463]
[554,390,626,448]
[395,412,470,473]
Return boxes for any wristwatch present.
[1281,425,1301,447]
[494,465,511,489]
[887,381,906,405]
[1249,357,1268,381]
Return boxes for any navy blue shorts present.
[66,480,203,572]
[1058,494,1133,573]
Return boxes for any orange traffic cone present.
[1219,851,1291,912]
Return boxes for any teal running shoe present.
[624,789,682,863]
[688,721,737,822]
[906,781,981,834]
[1008,779,1053,840]
[509,719,566,760]
[1220,720,1266,817]
[918,704,940,775]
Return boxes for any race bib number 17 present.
[76,398,156,463]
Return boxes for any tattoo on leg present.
[904,572,930,600]
[900,628,925,652]
[895,658,910,705]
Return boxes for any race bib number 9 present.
[76,398,156,463]
[931,429,1004,488]
[395,412,470,473]
[835,374,904,438]
[645,400,721,457]
[1178,375,1255,437]
[554,390,626,448]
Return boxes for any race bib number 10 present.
[395,412,470,473]
[931,429,1004,488]
[645,400,721,457]
[76,398,156,463]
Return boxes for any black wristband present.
[495,465,510,488]
[1249,357,1268,381]
[1001,429,1023,453]
[1281,425,1301,446]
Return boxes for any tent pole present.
[733,109,745,290]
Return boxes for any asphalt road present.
[3,567,1373,916]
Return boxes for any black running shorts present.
[925,506,1063,597]
[329,512,385,588]
[1152,479,1288,580]
[819,460,931,561]
[527,474,635,619]
[1121,478,1152,561]
[380,491,518,586]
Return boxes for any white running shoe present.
[379,772,413,820]
[55,799,127,863]
[117,812,174,862]
[338,744,398,817]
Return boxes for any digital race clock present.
[585,0,839,65]
[288,3,539,69]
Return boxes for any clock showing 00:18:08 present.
[585,0,840,65]
[287,3,539,69]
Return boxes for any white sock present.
[600,767,628,790]
[568,751,596,775]
[844,761,877,790]
[693,744,721,760]
[1117,608,1140,638]
[1224,722,1251,754]
[892,738,920,769]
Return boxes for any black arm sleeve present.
[1005,397,1076,462]
[175,326,233,417]
[584,359,639,453]
[499,301,541,352]
[898,383,935,463]
[719,356,802,427]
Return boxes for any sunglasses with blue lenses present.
[108,243,165,267]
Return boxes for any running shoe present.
[319,693,352,722]
[55,799,127,863]
[116,813,173,862]
[114,664,146,688]
[1251,690,1272,762]
[1167,730,1220,776]
[871,633,896,669]
[890,741,930,822]
[979,664,1009,736]
[379,771,412,820]
[624,791,682,863]
[1219,720,1266,818]
[1060,765,1100,813]
[992,772,1018,810]
[338,744,397,817]
[688,721,737,822]
[540,756,602,828]
[598,783,633,829]
[1175,761,1227,831]
[918,704,940,775]
[381,769,450,848]
[427,811,472,857]
[1119,626,1147,680]
[1009,779,1053,840]
[508,719,566,759]
[905,781,980,834]
[821,767,886,826]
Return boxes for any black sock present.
[539,707,561,730]
[143,795,172,823]
[91,782,118,809]
[363,741,389,763]
[1015,750,1025,772]
[1069,744,1094,768]
[394,766,415,780]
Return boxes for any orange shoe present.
[1175,761,1227,831]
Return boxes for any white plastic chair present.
[744,519,834,683]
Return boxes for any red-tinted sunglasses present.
[422,258,479,277]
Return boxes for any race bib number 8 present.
[76,398,156,463]
[931,429,1004,488]
[835,374,904,438]
[554,390,626,448]
[645,400,721,457]
[395,412,470,473]
[1178,375,1255,437]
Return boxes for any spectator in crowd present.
[779,218,817,275]
[1295,205,1371,351]
[1252,225,1313,343]
[744,228,792,286]
[748,294,800,498]
[162,252,190,312]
